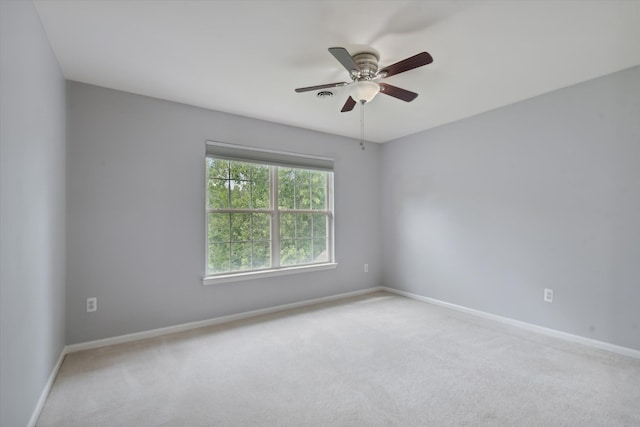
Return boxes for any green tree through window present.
[206,158,333,276]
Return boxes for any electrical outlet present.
[543,288,553,303]
[87,297,97,312]
[364,264,369,273]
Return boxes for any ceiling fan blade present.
[379,83,418,102]
[378,52,433,78]
[295,82,348,93]
[341,96,357,112]
[329,47,360,74]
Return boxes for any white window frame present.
[203,141,337,285]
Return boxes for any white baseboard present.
[66,287,383,354]
[64,284,640,359]
[382,287,640,360]
[28,348,66,427]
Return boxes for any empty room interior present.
[2,0,640,426]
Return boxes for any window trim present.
[202,262,338,286]
[203,141,335,284]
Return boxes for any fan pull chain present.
[360,101,365,151]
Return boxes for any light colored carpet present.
[37,292,640,426]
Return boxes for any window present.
[205,142,334,282]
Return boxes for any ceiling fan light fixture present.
[350,80,380,103]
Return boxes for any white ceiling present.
[34,0,640,143]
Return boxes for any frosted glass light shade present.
[350,81,380,103]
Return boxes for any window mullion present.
[271,166,280,268]
[327,172,334,263]
[227,212,232,272]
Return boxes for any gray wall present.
[381,66,640,351]
[0,1,67,426]
[66,82,382,344]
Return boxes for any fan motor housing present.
[351,52,379,80]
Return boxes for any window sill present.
[203,263,338,286]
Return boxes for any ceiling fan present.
[295,47,433,112]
